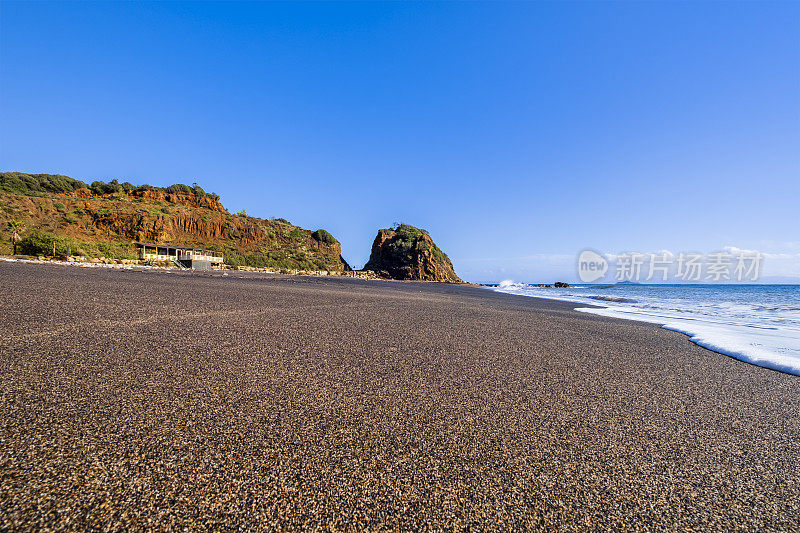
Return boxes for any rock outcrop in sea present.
[363,224,462,283]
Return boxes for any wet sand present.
[1,261,798,530]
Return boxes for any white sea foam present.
[492,280,800,376]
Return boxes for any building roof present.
[134,242,222,254]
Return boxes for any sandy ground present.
[1,261,798,530]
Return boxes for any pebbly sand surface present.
[1,261,798,530]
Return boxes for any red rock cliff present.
[363,224,462,283]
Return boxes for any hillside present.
[363,224,463,283]
[0,172,350,271]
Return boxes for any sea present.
[490,281,800,376]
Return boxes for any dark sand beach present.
[1,261,798,530]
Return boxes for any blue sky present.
[1,1,798,282]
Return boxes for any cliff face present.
[0,190,349,271]
[363,224,462,283]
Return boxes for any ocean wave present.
[489,281,800,377]
[498,279,527,290]
[587,295,637,303]
[575,306,800,376]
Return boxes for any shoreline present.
[0,255,478,285]
[489,282,800,377]
[2,261,798,529]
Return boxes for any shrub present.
[222,251,243,267]
[388,239,414,262]
[394,223,428,243]
[0,172,221,201]
[94,241,137,260]
[312,229,336,244]
[373,223,451,266]
[165,182,217,198]
[289,228,305,242]
[53,202,65,211]
[0,172,88,195]
[18,230,68,256]
[432,246,449,264]
[166,183,193,195]
[17,231,137,259]
[220,249,336,271]
[90,179,123,195]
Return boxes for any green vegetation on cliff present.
[1,171,349,271]
[312,229,337,244]
[16,230,138,260]
[0,172,219,200]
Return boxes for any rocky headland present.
[363,224,463,283]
